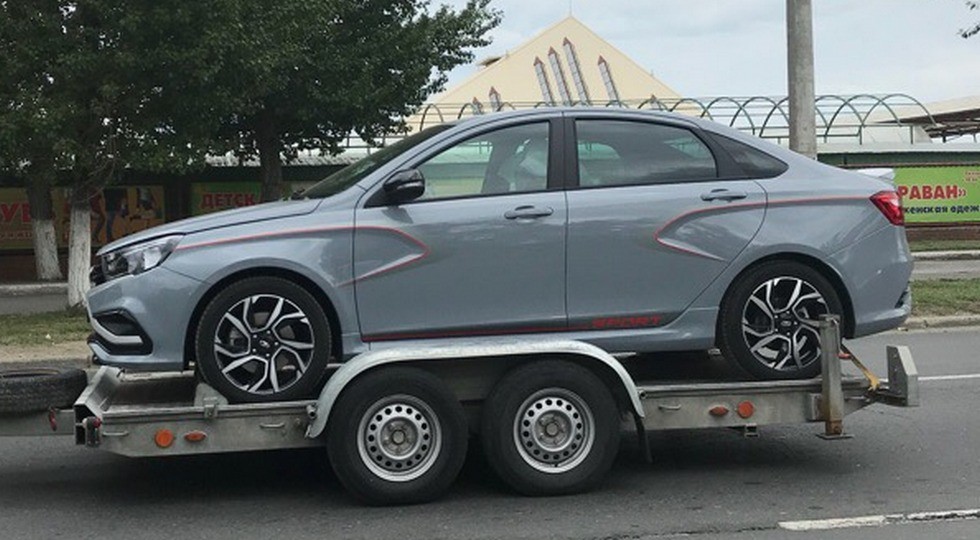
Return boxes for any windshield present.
[299,124,454,199]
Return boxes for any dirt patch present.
[0,342,91,364]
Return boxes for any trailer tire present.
[326,367,467,505]
[0,368,88,414]
[481,360,620,496]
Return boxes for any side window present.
[415,122,549,201]
[712,133,789,178]
[575,120,717,187]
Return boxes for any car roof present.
[450,106,704,129]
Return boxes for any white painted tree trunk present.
[67,201,91,309]
[31,217,62,281]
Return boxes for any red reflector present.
[184,430,207,443]
[709,405,729,417]
[870,191,905,226]
[736,401,755,419]
[154,429,175,449]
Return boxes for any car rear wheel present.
[195,277,331,403]
[718,261,843,380]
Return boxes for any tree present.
[962,1,980,38]
[0,1,231,306]
[206,0,501,201]
[0,1,70,281]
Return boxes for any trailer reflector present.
[736,401,755,419]
[184,431,207,443]
[708,406,729,417]
[154,429,175,449]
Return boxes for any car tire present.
[326,367,468,505]
[481,360,620,496]
[718,261,843,381]
[0,368,88,414]
[195,277,331,403]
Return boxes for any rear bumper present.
[830,225,913,338]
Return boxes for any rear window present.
[712,134,788,179]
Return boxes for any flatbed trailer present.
[0,316,918,504]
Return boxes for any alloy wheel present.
[212,294,315,395]
[741,276,829,373]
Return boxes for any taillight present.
[870,191,904,226]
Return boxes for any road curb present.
[913,250,980,261]
[901,314,980,330]
[0,282,67,297]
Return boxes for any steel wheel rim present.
[513,388,595,474]
[212,294,315,395]
[741,276,828,372]
[356,395,442,482]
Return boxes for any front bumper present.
[86,266,204,372]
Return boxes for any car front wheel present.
[195,277,331,402]
[718,261,843,380]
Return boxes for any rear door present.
[354,118,568,342]
[565,116,766,330]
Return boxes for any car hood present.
[97,198,321,255]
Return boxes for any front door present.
[354,120,568,342]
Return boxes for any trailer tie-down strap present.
[839,344,880,391]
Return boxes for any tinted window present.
[712,133,788,178]
[575,120,717,187]
[415,122,549,201]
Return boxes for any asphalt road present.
[1,328,979,540]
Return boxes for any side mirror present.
[383,169,425,204]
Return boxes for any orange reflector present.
[184,430,207,443]
[736,401,755,419]
[154,429,175,449]
[708,405,729,417]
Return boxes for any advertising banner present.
[894,166,980,224]
[191,182,262,215]
[0,188,34,250]
[0,186,165,251]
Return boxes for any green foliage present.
[202,0,502,199]
[1,0,501,201]
[0,1,239,194]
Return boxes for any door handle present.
[504,205,554,220]
[700,189,748,202]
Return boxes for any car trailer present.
[0,316,918,505]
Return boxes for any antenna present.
[568,0,573,16]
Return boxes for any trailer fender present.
[306,340,644,439]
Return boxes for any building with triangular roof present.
[413,16,679,128]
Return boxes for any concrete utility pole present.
[786,0,817,159]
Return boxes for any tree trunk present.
[66,194,92,309]
[25,164,63,281]
[256,108,284,202]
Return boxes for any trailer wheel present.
[481,360,620,496]
[326,367,467,505]
[0,368,88,414]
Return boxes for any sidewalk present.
[0,282,68,316]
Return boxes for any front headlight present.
[102,235,182,280]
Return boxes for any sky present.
[441,0,980,104]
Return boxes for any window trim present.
[364,118,564,208]
[704,131,789,180]
[564,117,746,190]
